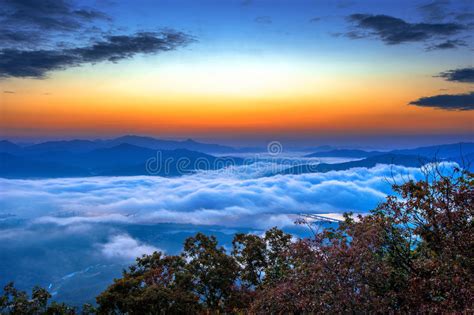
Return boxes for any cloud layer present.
[346,13,469,49]
[0,31,193,78]
[437,67,474,83]
[0,0,109,47]
[0,0,193,78]
[0,162,458,303]
[426,39,467,50]
[410,91,474,111]
[0,162,441,229]
[100,234,160,260]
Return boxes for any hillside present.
[0,144,243,178]
[278,154,430,175]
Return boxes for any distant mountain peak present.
[101,135,236,153]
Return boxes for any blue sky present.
[1,0,473,144]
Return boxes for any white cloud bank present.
[99,234,160,261]
[0,162,456,229]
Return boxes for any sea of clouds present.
[0,162,428,229]
[0,161,457,305]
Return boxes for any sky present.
[0,0,473,145]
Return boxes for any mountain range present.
[0,142,243,178]
[1,135,239,154]
[0,137,473,178]
[278,154,431,176]
[305,142,474,160]
[283,142,474,176]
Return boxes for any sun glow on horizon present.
[0,0,473,140]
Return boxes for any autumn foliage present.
[252,168,473,313]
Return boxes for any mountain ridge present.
[305,142,474,159]
[277,154,432,176]
[0,143,243,178]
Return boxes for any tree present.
[0,282,76,315]
[96,252,200,314]
[251,169,474,313]
[373,167,474,311]
[262,227,293,285]
[182,233,239,311]
[232,233,267,288]
[250,214,401,313]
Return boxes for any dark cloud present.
[3,90,15,93]
[254,16,272,24]
[436,67,474,83]
[0,29,34,43]
[71,31,193,63]
[0,0,109,30]
[409,91,474,110]
[347,14,466,47]
[309,17,322,23]
[0,31,194,78]
[0,0,110,49]
[0,0,194,79]
[0,49,77,78]
[426,39,467,50]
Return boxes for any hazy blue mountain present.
[304,142,474,160]
[100,135,237,153]
[78,143,158,169]
[83,144,242,176]
[295,145,334,153]
[0,135,241,154]
[0,153,89,178]
[24,140,102,154]
[0,144,243,178]
[2,140,472,178]
[278,154,430,175]
[305,149,383,158]
[449,152,474,172]
[17,150,78,164]
[391,142,474,159]
[0,140,22,154]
